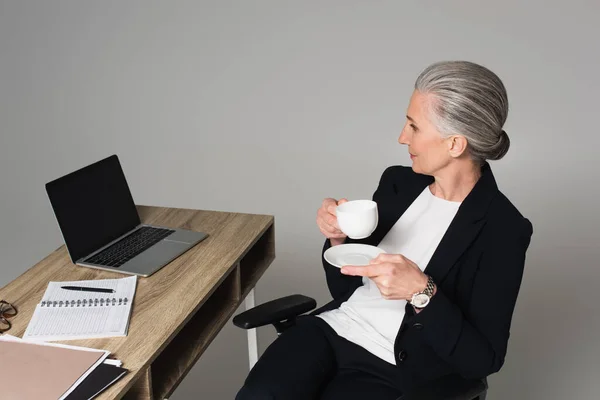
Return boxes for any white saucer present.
[324,244,386,268]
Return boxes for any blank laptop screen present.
[45,155,141,263]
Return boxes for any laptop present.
[45,154,208,277]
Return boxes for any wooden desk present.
[0,206,275,399]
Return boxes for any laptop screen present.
[45,155,141,263]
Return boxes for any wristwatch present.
[410,275,436,308]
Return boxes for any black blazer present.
[313,162,533,391]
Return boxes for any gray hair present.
[415,61,510,164]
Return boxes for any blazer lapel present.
[424,162,498,282]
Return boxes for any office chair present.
[233,294,488,400]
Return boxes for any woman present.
[236,61,533,399]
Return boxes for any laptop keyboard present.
[85,226,175,268]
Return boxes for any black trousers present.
[236,315,404,400]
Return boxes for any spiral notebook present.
[23,276,137,341]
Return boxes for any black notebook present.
[65,362,128,400]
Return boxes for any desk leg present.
[245,287,258,370]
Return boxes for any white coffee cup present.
[336,200,378,239]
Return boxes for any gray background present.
[1,1,598,399]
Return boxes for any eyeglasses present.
[0,300,18,333]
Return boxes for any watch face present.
[412,293,430,308]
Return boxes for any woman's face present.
[398,90,453,175]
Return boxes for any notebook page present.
[23,276,137,341]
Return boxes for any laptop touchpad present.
[165,229,205,244]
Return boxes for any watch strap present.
[423,275,435,297]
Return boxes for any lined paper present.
[23,276,137,341]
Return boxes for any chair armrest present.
[401,376,487,400]
[232,294,317,330]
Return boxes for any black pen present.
[61,286,115,293]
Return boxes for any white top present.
[318,186,461,365]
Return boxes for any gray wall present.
[1,1,598,399]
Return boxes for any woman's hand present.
[341,253,430,301]
[317,198,348,245]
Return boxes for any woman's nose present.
[398,130,409,145]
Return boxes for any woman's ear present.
[448,135,468,158]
